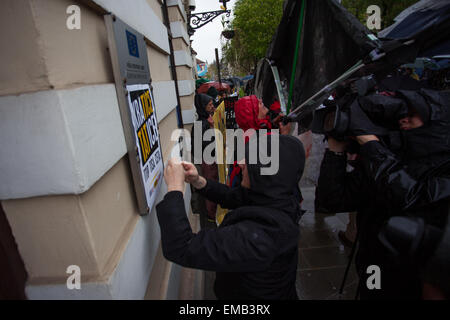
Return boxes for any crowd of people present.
[155,75,450,300]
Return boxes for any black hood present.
[244,133,305,221]
[401,90,450,175]
[396,90,431,125]
[194,94,212,120]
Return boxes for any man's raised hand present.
[164,158,185,193]
[181,161,199,184]
[182,161,207,190]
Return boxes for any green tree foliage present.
[342,0,419,30]
[222,0,284,74]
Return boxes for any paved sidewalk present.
[297,187,358,300]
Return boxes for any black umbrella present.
[378,0,450,57]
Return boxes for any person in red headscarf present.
[228,95,292,188]
[234,95,273,132]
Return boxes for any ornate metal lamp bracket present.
[188,10,231,36]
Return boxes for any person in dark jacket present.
[192,93,215,156]
[191,93,218,223]
[315,89,450,299]
[207,86,220,107]
[157,134,305,299]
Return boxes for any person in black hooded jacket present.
[315,89,450,299]
[192,93,215,158]
[157,134,305,299]
[191,93,219,223]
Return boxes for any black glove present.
[348,99,388,136]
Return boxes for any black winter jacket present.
[157,134,305,300]
[191,94,214,163]
[316,89,450,299]
[157,182,299,299]
[315,142,450,299]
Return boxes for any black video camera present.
[267,110,297,129]
[311,98,350,139]
[311,76,377,138]
[311,75,409,140]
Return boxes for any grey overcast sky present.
[190,0,238,64]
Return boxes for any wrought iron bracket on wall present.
[188,10,231,36]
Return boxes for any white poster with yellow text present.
[126,83,163,212]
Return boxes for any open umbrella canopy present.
[435,57,450,69]
[402,57,441,70]
[378,0,450,58]
[197,81,231,94]
[225,77,244,87]
[222,80,235,88]
[195,78,210,88]
[241,75,254,82]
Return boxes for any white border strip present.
[152,81,178,122]
[170,21,190,45]
[174,50,193,68]
[167,0,187,23]
[25,143,192,300]
[93,0,170,53]
[182,108,195,124]
[0,84,126,200]
[177,79,195,97]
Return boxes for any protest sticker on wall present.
[105,14,164,215]
[213,101,228,225]
[126,84,163,213]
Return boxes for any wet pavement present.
[297,187,358,300]
[202,186,358,300]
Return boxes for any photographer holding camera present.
[314,88,450,299]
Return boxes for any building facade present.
[0,0,201,299]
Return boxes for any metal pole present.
[215,48,222,85]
